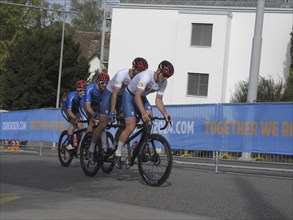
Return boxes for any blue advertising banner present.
[152,103,293,155]
[0,109,69,142]
[0,103,292,155]
[216,103,293,155]
[152,104,218,151]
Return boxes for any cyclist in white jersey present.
[87,58,148,162]
[114,60,174,168]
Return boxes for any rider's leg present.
[67,123,75,150]
[114,127,124,148]
[87,119,94,133]
[91,115,108,144]
[88,115,108,153]
[86,120,97,154]
[115,117,136,157]
[114,117,136,168]
[76,122,84,146]
[100,130,108,150]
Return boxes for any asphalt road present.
[1,151,292,220]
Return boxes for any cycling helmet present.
[76,80,88,90]
[132,57,148,71]
[97,72,110,82]
[158,60,174,78]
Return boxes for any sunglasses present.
[160,71,169,78]
[135,68,145,72]
[77,89,85,92]
[99,81,108,86]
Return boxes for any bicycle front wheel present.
[138,134,173,187]
[58,130,73,167]
[80,132,100,177]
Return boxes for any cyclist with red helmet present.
[87,57,148,162]
[114,60,174,168]
[61,80,88,151]
[80,72,110,134]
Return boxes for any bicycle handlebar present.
[151,116,172,130]
[108,115,172,131]
[78,120,89,123]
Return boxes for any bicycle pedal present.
[67,149,75,155]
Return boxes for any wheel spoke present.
[79,132,100,177]
[138,134,173,186]
[58,130,73,167]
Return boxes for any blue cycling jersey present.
[64,91,82,114]
[80,83,104,113]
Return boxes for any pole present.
[100,2,106,72]
[241,0,265,160]
[56,0,66,109]
[53,0,66,150]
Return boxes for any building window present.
[187,73,209,96]
[191,23,213,47]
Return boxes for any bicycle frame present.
[80,115,173,186]
[106,117,170,165]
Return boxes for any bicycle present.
[58,118,113,167]
[79,116,173,187]
[57,119,88,167]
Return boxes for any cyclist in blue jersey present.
[87,58,149,160]
[80,72,110,133]
[114,60,174,168]
[61,80,88,151]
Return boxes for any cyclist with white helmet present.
[114,60,174,168]
[61,80,87,151]
[87,58,148,161]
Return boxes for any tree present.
[0,0,65,108]
[1,22,90,111]
[230,76,285,103]
[0,0,31,109]
[281,31,293,101]
[70,0,103,32]
[0,0,58,70]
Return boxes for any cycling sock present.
[112,140,117,149]
[115,141,124,157]
[101,131,107,150]
[68,135,73,145]
[88,142,95,153]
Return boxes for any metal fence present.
[1,140,292,165]
[172,149,293,164]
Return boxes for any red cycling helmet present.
[158,60,174,78]
[76,80,88,90]
[132,57,148,71]
[97,72,110,82]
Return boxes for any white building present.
[107,2,292,104]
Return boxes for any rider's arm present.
[110,87,120,113]
[85,102,95,117]
[67,108,76,119]
[155,96,171,121]
[135,90,149,122]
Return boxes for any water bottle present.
[73,135,78,148]
[131,141,138,156]
[132,141,138,150]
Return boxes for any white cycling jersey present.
[106,68,131,95]
[127,69,167,97]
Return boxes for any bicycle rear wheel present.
[138,134,173,187]
[80,132,100,177]
[101,131,115,174]
[58,130,73,167]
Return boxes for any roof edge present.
[116,3,293,13]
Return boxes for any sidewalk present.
[0,141,57,156]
